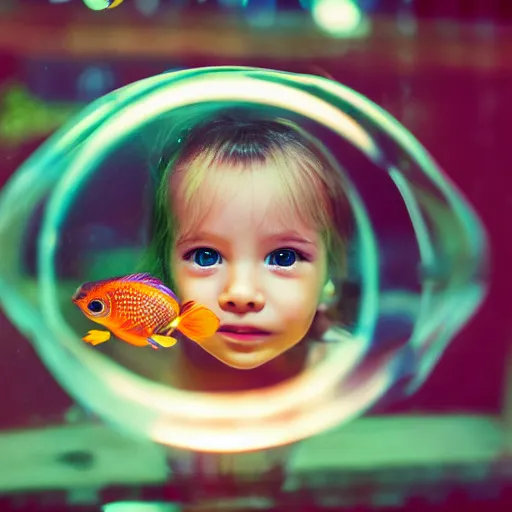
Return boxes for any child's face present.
[170,164,327,370]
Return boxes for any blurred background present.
[0,0,511,510]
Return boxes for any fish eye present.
[87,300,105,314]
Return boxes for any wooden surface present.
[0,414,505,494]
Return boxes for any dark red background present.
[0,3,509,430]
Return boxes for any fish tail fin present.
[175,301,220,342]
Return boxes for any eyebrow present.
[176,230,317,248]
[266,231,317,247]
[175,232,224,247]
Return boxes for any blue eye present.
[266,249,298,267]
[192,248,222,267]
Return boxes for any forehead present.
[173,162,313,236]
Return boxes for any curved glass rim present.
[0,66,486,451]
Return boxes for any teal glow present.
[0,66,488,453]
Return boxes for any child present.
[137,108,353,392]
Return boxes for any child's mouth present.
[218,325,272,343]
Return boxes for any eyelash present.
[182,247,311,267]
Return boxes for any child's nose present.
[218,273,265,314]
[218,292,265,314]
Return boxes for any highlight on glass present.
[0,66,489,452]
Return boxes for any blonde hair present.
[141,110,352,290]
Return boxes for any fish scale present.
[111,284,176,332]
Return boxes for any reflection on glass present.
[0,66,488,453]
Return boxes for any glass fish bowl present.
[0,66,489,453]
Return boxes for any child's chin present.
[223,360,268,371]
[206,349,272,371]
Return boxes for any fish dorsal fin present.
[122,273,179,301]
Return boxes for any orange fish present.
[71,273,220,350]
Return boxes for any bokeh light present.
[311,0,370,38]
[82,0,124,11]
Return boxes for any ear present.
[319,278,336,307]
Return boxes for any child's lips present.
[219,325,271,335]
[218,325,273,344]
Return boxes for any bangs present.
[169,151,240,243]
[169,147,335,247]
[269,150,333,238]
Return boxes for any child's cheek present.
[174,271,222,311]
